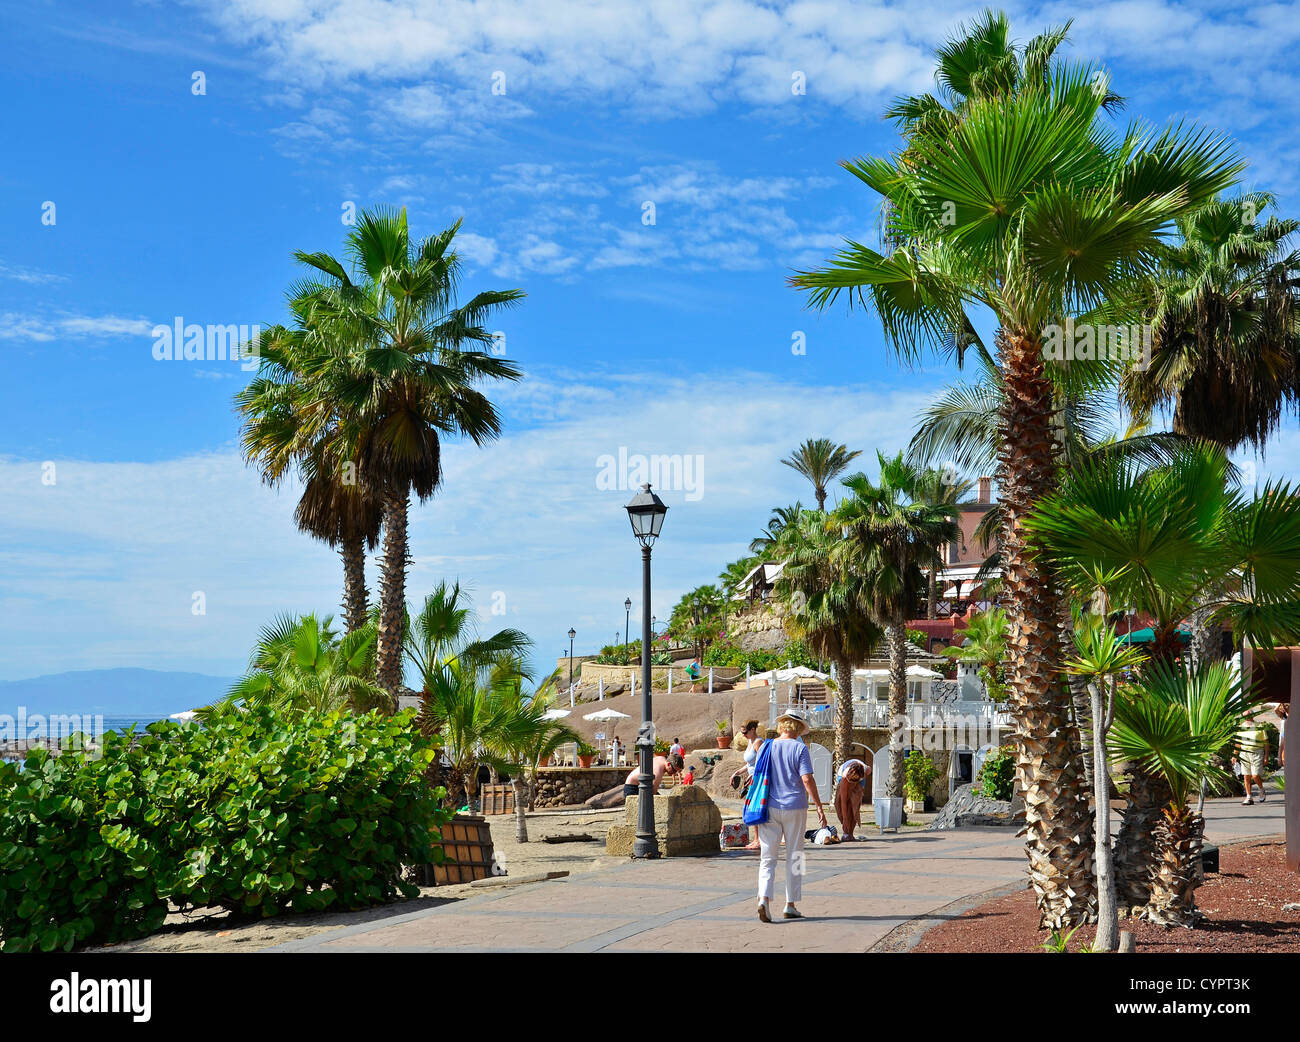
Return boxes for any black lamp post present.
[568,628,576,696]
[624,597,632,647]
[625,482,668,859]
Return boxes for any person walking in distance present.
[756,710,827,922]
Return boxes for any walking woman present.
[756,710,827,922]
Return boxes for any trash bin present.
[874,797,903,832]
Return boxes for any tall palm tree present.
[209,612,389,716]
[831,454,959,796]
[912,466,974,618]
[774,509,882,770]
[235,303,382,634]
[793,47,1242,927]
[1123,193,1300,454]
[1121,192,1300,664]
[296,209,525,694]
[1109,660,1249,926]
[780,439,862,512]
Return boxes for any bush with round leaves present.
[0,705,448,952]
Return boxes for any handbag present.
[741,740,773,826]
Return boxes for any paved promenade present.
[272,796,1285,953]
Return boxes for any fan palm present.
[235,303,382,634]
[1108,660,1249,926]
[406,582,536,811]
[490,678,579,840]
[294,209,525,693]
[1123,193,1300,453]
[793,46,1242,926]
[780,439,862,512]
[831,454,959,796]
[774,509,883,769]
[210,613,389,716]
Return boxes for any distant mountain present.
[0,669,237,718]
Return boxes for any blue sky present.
[2,0,1298,685]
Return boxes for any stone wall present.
[531,767,627,808]
[577,661,743,688]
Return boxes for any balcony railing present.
[769,698,1013,730]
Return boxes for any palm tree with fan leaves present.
[235,299,382,634]
[830,454,959,797]
[792,38,1242,926]
[293,209,525,695]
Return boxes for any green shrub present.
[0,705,449,952]
[903,751,940,802]
[974,746,1016,801]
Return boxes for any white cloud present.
[0,262,65,285]
[0,370,941,681]
[0,313,154,342]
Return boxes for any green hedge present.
[0,705,449,952]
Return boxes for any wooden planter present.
[480,783,516,817]
[430,814,496,886]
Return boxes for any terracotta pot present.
[716,736,733,749]
[578,755,594,768]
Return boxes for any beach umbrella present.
[540,709,572,721]
[906,664,943,679]
[583,708,631,721]
[169,710,198,721]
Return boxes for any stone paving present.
[271,796,1286,953]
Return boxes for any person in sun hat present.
[755,708,828,923]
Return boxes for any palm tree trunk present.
[376,486,409,697]
[927,557,938,621]
[1090,681,1119,951]
[340,530,369,634]
[996,328,1095,930]
[1114,766,1172,912]
[885,622,908,798]
[1145,807,1205,927]
[512,774,529,843]
[833,652,854,776]
[1189,591,1222,668]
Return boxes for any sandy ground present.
[90,807,629,953]
[916,836,1300,953]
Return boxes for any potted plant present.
[576,740,597,769]
[654,737,670,757]
[715,720,733,749]
[904,750,939,813]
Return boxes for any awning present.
[1118,627,1191,644]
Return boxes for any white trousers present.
[757,806,808,905]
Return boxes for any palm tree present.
[491,678,579,840]
[831,454,959,796]
[1121,192,1300,664]
[749,503,803,556]
[793,39,1242,926]
[235,304,382,634]
[1062,613,1147,950]
[1109,660,1249,926]
[942,607,1009,701]
[211,613,389,716]
[295,209,525,694]
[780,439,862,512]
[912,466,974,618]
[774,508,882,770]
[1123,193,1300,454]
[1027,443,1300,913]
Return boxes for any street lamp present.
[624,597,632,647]
[625,482,668,859]
[568,628,576,697]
